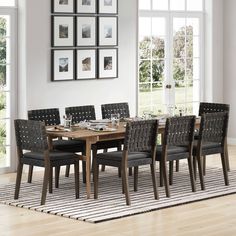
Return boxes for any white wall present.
[224,0,236,142]
[18,0,137,119]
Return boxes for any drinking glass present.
[111,113,120,128]
[63,114,72,128]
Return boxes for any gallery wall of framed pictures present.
[51,0,118,81]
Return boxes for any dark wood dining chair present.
[198,102,230,172]
[28,108,85,187]
[93,120,159,205]
[156,116,196,197]
[193,112,229,190]
[100,102,131,175]
[14,119,80,205]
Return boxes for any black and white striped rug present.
[0,164,236,223]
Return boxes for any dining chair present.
[156,116,196,197]
[93,120,159,205]
[14,119,80,205]
[100,102,131,175]
[193,112,229,190]
[198,102,230,172]
[28,108,85,187]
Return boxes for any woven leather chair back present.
[65,105,96,124]
[14,119,48,152]
[101,102,130,119]
[123,120,158,153]
[164,116,196,146]
[199,102,230,116]
[28,108,60,126]
[199,112,229,143]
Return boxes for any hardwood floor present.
[1,146,236,236]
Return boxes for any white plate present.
[89,119,111,124]
[46,127,70,132]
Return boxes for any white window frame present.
[0,6,17,174]
[138,0,205,116]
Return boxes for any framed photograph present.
[51,0,75,13]
[76,49,96,80]
[99,16,118,46]
[98,48,118,79]
[98,0,118,14]
[52,16,75,47]
[77,0,96,13]
[76,17,96,46]
[52,49,75,81]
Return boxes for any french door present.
[138,12,203,116]
[0,8,17,173]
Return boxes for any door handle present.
[166,84,172,89]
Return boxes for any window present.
[0,3,17,173]
[138,0,204,116]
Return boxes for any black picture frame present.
[51,15,75,47]
[51,49,75,81]
[51,0,75,14]
[76,16,97,47]
[98,0,118,14]
[98,16,118,46]
[98,48,118,79]
[76,49,97,80]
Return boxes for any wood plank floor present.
[1,146,236,236]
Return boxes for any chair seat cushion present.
[156,145,189,161]
[96,151,152,167]
[53,139,85,152]
[95,139,124,150]
[192,141,222,156]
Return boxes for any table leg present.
[85,140,91,199]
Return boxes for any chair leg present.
[134,166,138,192]
[159,161,163,187]
[41,165,50,205]
[129,167,133,176]
[101,149,108,172]
[150,163,159,200]
[14,163,23,200]
[221,152,229,186]
[49,167,53,194]
[162,161,170,197]
[118,167,121,178]
[197,155,205,190]
[202,155,206,176]
[187,156,196,192]
[93,159,99,199]
[65,165,70,177]
[82,161,86,184]
[169,161,174,185]
[193,156,197,180]
[55,166,60,188]
[175,160,179,172]
[122,167,131,205]
[27,165,33,183]
[74,161,80,199]
[225,142,230,171]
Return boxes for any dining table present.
[46,118,200,199]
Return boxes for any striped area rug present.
[0,163,236,223]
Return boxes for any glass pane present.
[173,18,185,36]
[139,83,151,93]
[187,0,203,11]
[0,65,6,87]
[139,17,151,59]
[186,58,193,79]
[152,37,165,59]
[0,37,6,64]
[170,0,185,11]
[139,60,151,83]
[186,80,200,102]
[186,36,193,58]
[153,0,168,10]
[152,18,166,36]
[173,58,185,81]
[0,91,6,119]
[0,16,10,37]
[139,0,151,10]
[0,0,15,7]
[186,18,199,35]
[152,60,165,82]
[193,58,200,79]
[173,36,185,58]
[175,82,186,105]
[192,36,199,58]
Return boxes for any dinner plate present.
[46,127,70,132]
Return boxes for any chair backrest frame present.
[28,108,60,126]
[65,105,96,124]
[101,102,130,119]
[199,102,230,116]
